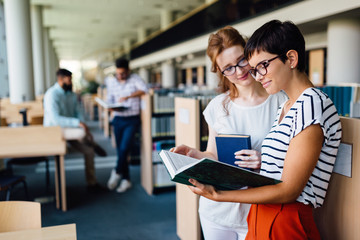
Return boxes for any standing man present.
[43,68,106,191]
[106,58,148,193]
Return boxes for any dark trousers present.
[112,116,140,180]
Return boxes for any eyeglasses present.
[220,58,249,76]
[248,55,283,79]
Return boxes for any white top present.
[261,88,342,208]
[106,73,148,117]
[199,91,288,229]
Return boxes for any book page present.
[163,151,197,172]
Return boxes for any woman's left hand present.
[188,179,218,200]
[234,149,261,169]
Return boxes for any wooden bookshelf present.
[140,93,175,195]
[314,117,360,240]
[174,97,202,240]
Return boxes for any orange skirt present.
[245,202,321,240]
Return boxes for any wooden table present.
[0,224,76,240]
[0,126,68,211]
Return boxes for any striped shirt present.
[106,74,148,117]
[260,88,342,208]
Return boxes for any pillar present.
[31,5,46,96]
[161,9,172,30]
[327,18,360,84]
[4,0,35,103]
[205,55,219,89]
[123,38,131,59]
[49,46,57,86]
[197,66,205,86]
[139,67,150,84]
[43,28,53,89]
[186,68,193,86]
[137,27,146,43]
[161,61,175,88]
[0,2,9,98]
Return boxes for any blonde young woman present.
[186,20,342,240]
[171,26,287,239]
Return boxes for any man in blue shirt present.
[44,69,106,190]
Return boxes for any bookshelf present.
[174,95,214,240]
[140,91,177,195]
[314,117,360,239]
[316,84,360,117]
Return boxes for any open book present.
[159,150,281,190]
[95,97,129,111]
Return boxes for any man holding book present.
[106,58,148,193]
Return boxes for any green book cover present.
[159,150,281,191]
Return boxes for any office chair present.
[0,169,29,201]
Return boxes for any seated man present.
[43,68,106,191]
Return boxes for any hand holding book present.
[234,149,261,169]
[159,150,281,191]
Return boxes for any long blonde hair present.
[207,26,247,114]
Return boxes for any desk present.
[0,126,68,211]
[0,224,77,240]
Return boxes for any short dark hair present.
[244,20,306,72]
[56,68,72,77]
[115,58,129,69]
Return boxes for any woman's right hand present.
[234,149,261,169]
[170,144,201,159]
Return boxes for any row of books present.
[152,89,217,113]
[151,116,175,137]
[317,84,360,117]
[152,140,176,187]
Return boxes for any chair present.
[0,201,41,233]
[6,157,50,191]
[6,108,50,191]
[0,170,28,201]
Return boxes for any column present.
[205,55,219,89]
[50,48,57,86]
[139,67,150,84]
[161,61,175,88]
[31,5,46,96]
[161,9,172,30]
[4,0,35,103]
[123,38,131,59]
[186,68,193,86]
[43,27,52,89]
[197,66,204,86]
[327,18,360,84]
[137,27,146,44]
[0,2,9,98]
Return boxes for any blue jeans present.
[112,116,140,180]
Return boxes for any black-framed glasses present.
[248,55,283,79]
[221,58,249,76]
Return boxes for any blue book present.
[215,134,251,168]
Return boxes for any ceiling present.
[30,0,209,61]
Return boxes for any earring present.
[291,66,294,69]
